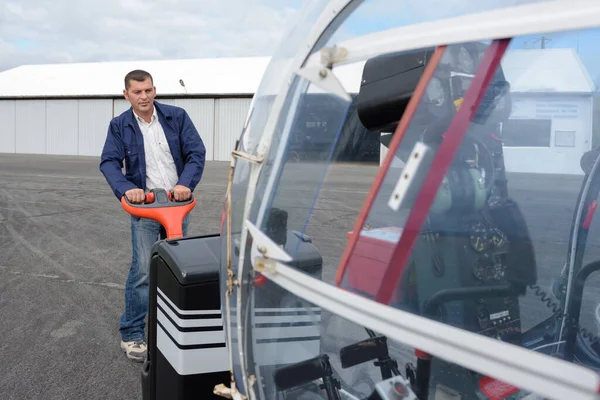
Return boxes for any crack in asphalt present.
[0,266,125,290]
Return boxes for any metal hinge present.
[214,383,247,400]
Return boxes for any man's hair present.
[124,70,153,90]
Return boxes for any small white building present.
[0,57,271,161]
[379,48,596,175]
[501,48,596,175]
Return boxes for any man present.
[99,69,206,362]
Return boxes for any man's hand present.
[125,188,145,204]
[172,185,192,201]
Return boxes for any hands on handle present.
[120,188,196,239]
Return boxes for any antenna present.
[525,36,552,49]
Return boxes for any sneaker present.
[121,339,147,362]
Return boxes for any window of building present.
[502,118,552,147]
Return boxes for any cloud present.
[2,0,591,76]
[0,0,302,71]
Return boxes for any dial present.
[473,253,491,281]
[490,228,508,249]
[473,253,506,283]
[469,221,489,252]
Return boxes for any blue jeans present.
[120,214,189,342]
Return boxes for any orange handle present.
[120,188,196,239]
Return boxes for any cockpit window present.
[334,30,600,376]
[243,22,600,390]
[228,0,600,397]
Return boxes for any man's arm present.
[99,121,138,200]
[176,110,206,192]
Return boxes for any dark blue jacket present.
[99,101,206,200]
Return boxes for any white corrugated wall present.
[0,96,251,160]
[0,99,113,156]
[214,98,252,161]
[16,100,46,154]
[46,100,78,155]
[113,99,131,117]
[0,101,16,153]
[157,98,215,161]
[79,100,113,156]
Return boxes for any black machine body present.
[141,213,324,400]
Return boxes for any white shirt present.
[133,108,179,192]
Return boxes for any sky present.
[2,0,600,87]
[510,29,600,87]
[0,0,304,72]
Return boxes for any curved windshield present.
[332,29,600,397]
[219,0,336,393]
[240,0,548,157]
[245,275,555,400]
[238,0,333,157]
[227,0,600,399]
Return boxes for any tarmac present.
[0,153,599,399]
[0,154,228,400]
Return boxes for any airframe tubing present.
[375,38,512,305]
[334,45,447,286]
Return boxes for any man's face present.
[123,78,156,115]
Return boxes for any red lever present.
[254,274,268,287]
[478,376,519,400]
[583,200,597,230]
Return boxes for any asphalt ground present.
[0,154,600,399]
[0,154,229,400]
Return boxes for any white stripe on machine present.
[157,296,222,328]
[156,325,230,376]
[157,308,226,347]
[156,291,323,373]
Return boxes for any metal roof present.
[501,48,595,93]
[0,56,272,98]
[0,48,594,99]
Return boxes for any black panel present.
[356,48,432,132]
[155,231,321,286]
[155,349,230,400]
[144,234,228,400]
[152,233,221,286]
[156,257,222,312]
[144,232,325,400]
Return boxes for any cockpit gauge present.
[469,221,489,253]
[490,227,508,249]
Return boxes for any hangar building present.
[0,57,270,161]
[0,48,595,174]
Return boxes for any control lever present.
[120,187,196,239]
[273,354,342,400]
[340,335,400,380]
